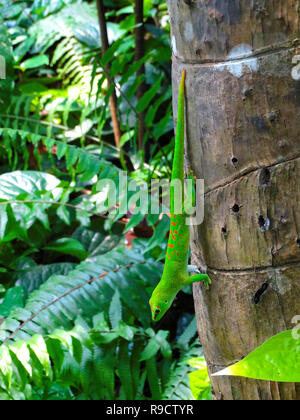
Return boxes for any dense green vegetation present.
[0,0,211,400]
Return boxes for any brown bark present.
[167,0,300,400]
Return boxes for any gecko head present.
[149,295,173,322]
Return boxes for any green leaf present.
[188,357,212,401]
[0,204,8,240]
[144,215,169,252]
[214,330,300,383]
[0,287,24,317]
[16,263,76,299]
[116,322,136,341]
[156,330,172,360]
[118,340,133,399]
[146,356,161,399]
[124,213,144,233]
[0,171,63,201]
[140,336,160,361]
[136,76,163,113]
[177,316,197,349]
[72,221,122,259]
[43,238,88,260]
[28,335,51,378]
[109,290,122,329]
[120,129,135,147]
[20,55,50,70]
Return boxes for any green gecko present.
[149,70,211,322]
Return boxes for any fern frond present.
[0,249,162,345]
[0,246,164,400]
[0,128,112,181]
[162,341,202,400]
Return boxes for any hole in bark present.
[296,238,300,248]
[258,215,270,232]
[258,215,265,228]
[253,283,269,304]
[232,204,240,213]
[267,111,279,123]
[242,87,253,100]
[231,157,238,164]
[259,168,271,187]
[221,226,227,234]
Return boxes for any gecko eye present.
[164,300,168,304]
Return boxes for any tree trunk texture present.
[167,0,300,400]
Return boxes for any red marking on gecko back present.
[170,230,176,240]
[168,244,175,248]
[171,221,177,227]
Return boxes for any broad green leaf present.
[0,171,63,201]
[20,54,49,70]
[43,238,88,260]
[214,330,300,383]
[0,287,24,317]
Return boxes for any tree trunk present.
[167,0,300,400]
